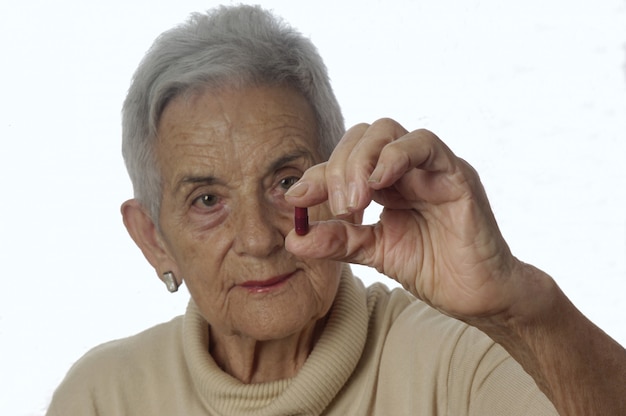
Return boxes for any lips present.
[239,272,294,292]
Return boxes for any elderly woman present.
[47,5,625,415]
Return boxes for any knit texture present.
[46,266,557,415]
[182,267,369,415]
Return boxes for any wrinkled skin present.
[122,85,341,382]
[285,120,522,321]
[284,118,626,415]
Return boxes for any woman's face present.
[154,84,341,341]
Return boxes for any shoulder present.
[48,316,185,413]
[361,282,476,367]
[366,284,556,415]
[370,284,495,363]
[363,282,497,380]
[365,282,458,337]
[364,281,415,317]
[74,315,184,376]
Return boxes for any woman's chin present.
[229,307,320,343]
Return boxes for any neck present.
[209,317,327,384]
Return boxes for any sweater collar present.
[182,265,369,415]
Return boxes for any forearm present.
[471,263,626,415]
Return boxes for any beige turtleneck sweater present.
[46,267,557,415]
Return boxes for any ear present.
[120,199,181,287]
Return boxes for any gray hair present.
[121,5,345,221]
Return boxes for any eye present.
[193,194,218,208]
[279,176,300,190]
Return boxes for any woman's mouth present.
[239,272,294,293]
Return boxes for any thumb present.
[285,219,379,268]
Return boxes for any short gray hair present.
[121,5,345,220]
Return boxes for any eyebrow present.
[266,148,315,173]
[174,148,315,195]
[175,175,221,196]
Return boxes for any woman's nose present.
[231,198,284,257]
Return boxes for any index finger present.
[368,128,458,190]
[326,119,409,215]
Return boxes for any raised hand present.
[285,118,524,321]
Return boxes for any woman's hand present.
[286,118,626,415]
[285,118,524,321]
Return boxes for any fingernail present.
[368,164,385,184]
[285,180,308,198]
[332,189,348,216]
[347,182,358,210]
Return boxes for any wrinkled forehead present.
[153,84,321,185]
[158,82,318,141]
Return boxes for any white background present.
[1,1,625,414]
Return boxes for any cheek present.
[162,226,231,289]
[307,259,342,304]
